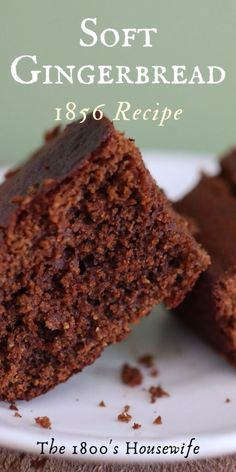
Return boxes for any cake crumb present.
[14,412,22,418]
[124,404,130,412]
[117,412,132,423]
[132,423,141,430]
[138,354,154,368]
[121,364,142,387]
[9,403,18,411]
[150,367,159,377]
[35,416,51,429]
[153,415,162,425]
[117,405,132,423]
[149,385,170,403]
[225,398,231,403]
[99,400,106,407]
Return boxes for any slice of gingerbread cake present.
[175,149,236,363]
[0,114,208,400]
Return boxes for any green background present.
[0,0,235,164]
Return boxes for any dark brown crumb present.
[34,416,51,429]
[121,364,143,387]
[117,412,132,423]
[153,415,162,425]
[9,403,18,411]
[150,367,159,377]
[225,398,231,403]
[149,385,170,403]
[99,400,106,407]
[14,412,22,418]
[138,354,154,368]
[132,423,141,430]
[124,404,130,412]
[117,405,132,423]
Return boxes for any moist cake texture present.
[0,114,208,400]
[175,150,236,363]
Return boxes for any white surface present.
[1,152,234,464]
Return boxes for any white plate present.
[1,152,235,464]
